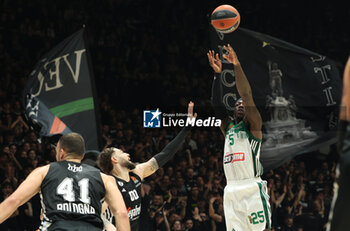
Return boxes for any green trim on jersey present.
[226,120,261,142]
[257,182,271,229]
[226,120,263,177]
[241,121,263,176]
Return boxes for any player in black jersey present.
[98,101,196,231]
[327,56,350,231]
[0,132,130,231]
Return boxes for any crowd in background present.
[0,0,347,230]
[0,97,339,231]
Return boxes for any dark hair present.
[97,147,114,173]
[58,133,85,157]
[82,150,100,168]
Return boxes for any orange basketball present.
[211,4,240,33]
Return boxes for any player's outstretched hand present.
[188,101,197,120]
[207,50,222,73]
[223,44,240,66]
[340,56,350,121]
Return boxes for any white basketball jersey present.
[224,120,263,181]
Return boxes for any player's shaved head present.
[58,133,85,157]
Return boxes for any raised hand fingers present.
[188,101,194,116]
[188,101,197,118]
[207,50,214,62]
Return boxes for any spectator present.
[208,195,225,231]
[172,220,183,231]
[0,181,24,230]
[279,214,300,231]
[294,201,325,231]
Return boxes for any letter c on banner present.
[221,69,236,87]
[222,93,237,111]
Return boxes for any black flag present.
[210,27,342,171]
[23,29,101,150]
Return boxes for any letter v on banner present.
[23,28,102,150]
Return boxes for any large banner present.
[210,27,342,171]
[23,29,101,150]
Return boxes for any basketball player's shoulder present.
[100,172,115,185]
[28,164,51,182]
[100,171,112,179]
[35,164,50,175]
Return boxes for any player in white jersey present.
[208,44,271,231]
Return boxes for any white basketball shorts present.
[223,177,271,231]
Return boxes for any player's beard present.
[120,158,136,170]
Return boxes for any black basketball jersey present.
[39,161,105,230]
[104,172,142,231]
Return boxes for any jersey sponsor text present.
[57,202,96,214]
[128,205,141,221]
[224,152,245,164]
[67,163,82,172]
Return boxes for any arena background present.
[0,0,349,230]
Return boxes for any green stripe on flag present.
[50,97,94,118]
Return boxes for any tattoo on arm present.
[142,158,159,179]
[150,159,158,171]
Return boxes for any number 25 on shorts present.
[249,210,265,224]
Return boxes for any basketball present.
[211,4,240,33]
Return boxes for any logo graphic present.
[224,152,245,164]
[67,163,82,172]
[127,205,141,220]
[131,176,139,184]
[143,109,161,128]
[117,181,124,186]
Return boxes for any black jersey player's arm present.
[133,101,195,180]
[207,50,231,136]
[0,165,49,223]
[101,201,116,231]
[101,173,130,231]
[223,44,263,140]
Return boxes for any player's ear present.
[59,148,66,161]
[111,155,118,164]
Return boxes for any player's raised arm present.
[207,50,231,136]
[0,165,49,223]
[102,173,130,231]
[133,101,196,180]
[223,44,262,139]
[340,56,350,121]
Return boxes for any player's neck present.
[64,157,82,163]
[111,166,130,181]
